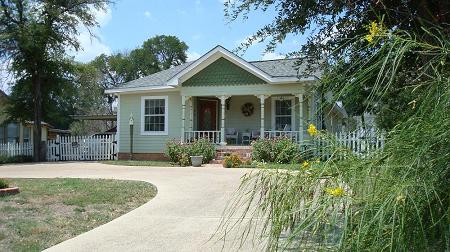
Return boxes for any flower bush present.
[251,137,300,164]
[222,153,243,168]
[165,138,216,166]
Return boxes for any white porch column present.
[295,94,305,144]
[181,95,187,143]
[189,97,193,131]
[257,95,269,139]
[218,95,230,145]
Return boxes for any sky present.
[73,0,307,63]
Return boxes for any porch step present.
[214,146,253,162]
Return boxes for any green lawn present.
[100,160,174,167]
[0,178,157,252]
[237,162,301,170]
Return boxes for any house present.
[0,89,50,144]
[106,46,347,160]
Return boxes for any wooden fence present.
[0,142,33,157]
[47,135,117,161]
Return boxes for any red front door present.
[198,99,218,130]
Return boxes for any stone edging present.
[0,187,20,196]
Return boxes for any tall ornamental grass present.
[215,25,449,251]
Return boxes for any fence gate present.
[47,135,117,161]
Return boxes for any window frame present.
[7,122,19,143]
[23,126,31,143]
[0,126,4,144]
[140,96,169,136]
[271,96,296,131]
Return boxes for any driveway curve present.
[0,162,264,252]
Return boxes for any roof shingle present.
[113,57,318,90]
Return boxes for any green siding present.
[119,92,182,154]
[182,57,267,87]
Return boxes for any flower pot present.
[190,156,203,167]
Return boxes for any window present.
[7,123,19,143]
[23,127,31,143]
[272,97,295,131]
[141,96,168,135]
[0,126,4,144]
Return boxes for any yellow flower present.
[325,187,345,197]
[396,194,406,204]
[307,124,318,136]
[365,21,385,43]
[315,159,320,164]
[302,161,310,169]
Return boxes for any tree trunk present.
[32,73,42,162]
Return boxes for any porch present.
[180,94,315,145]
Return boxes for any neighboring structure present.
[106,45,347,160]
[0,89,50,144]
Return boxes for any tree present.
[6,59,77,129]
[0,0,111,161]
[88,35,188,113]
[225,0,450,129]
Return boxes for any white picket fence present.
[313,129,385,158]
[47,135,117,161]
[335,130,385,156]
[0,142,33,157]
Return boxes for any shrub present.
[165,140,186,164]
[165,138,216,165]
[189,138,216,164]
[179,153,190,167]
[0,179,8,189]
[0,155,33,165]
[222,153,243,168]
[252,137,300,164]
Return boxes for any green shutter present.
[182,57,267,87]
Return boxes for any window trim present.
[141,96,169,136]
[271,96,296,131]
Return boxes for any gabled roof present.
[106,45,320,94]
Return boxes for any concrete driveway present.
[0,162,265,252]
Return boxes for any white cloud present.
[261,52,285,60]
[72,6,112,62]
[187,51,201,62]
[144,11,151,18]
[195,0,201,5]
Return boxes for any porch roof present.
[106,45,321,94]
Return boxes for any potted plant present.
[190,155,203,167]
[0,178,19,197]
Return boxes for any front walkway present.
[0,162,264,252]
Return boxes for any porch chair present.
[251,130,260,140]
[225,128,239,144]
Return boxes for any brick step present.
[215,148,252,161]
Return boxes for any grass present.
[0,178,157,252]
[100,160,174,167]
[237,162,301,170]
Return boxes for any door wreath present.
[241,102,254,117]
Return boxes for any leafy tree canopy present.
[0,0,111,160]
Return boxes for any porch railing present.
[184,131,221,144]
[264,130,305,143]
